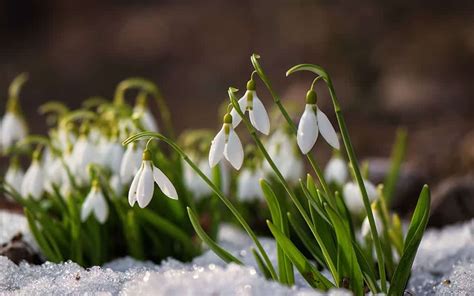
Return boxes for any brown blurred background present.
[0,0,473,224]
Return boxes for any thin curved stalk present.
[228,88,340,285]
[287,64,387,292]
[250,54,333,200]
[123,131,278,280]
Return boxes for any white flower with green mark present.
[133,96,158,132]
[120,143,142,183]
[237,168,264,202]
[297,90,339,154]
[324,155,348,185]
[1,111,27,150]
[81,180,109,224]
[230,79,270,135]
[209,113,244,170]
[21,153,44,200]
[128,149,178,208]
[5,159,24,196]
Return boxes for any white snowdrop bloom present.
[229,80,270,135]
[183,158,213,199]
[54,126,76,149]
[5,162,24,195]
[263,129,303,183]
[343,179,378,214]
[21,158,44,200]
[120,143,142,183]
[118,118,139,140]
[324,156,348,185]
[81,181,109,224]
[71,135,96,184]
[237,169,264,202]
[133,104,158,132]
[128,150,178,208]
[1,111,27,150]
[209,113,244,170]
[361,211,384,239]
[44,157,65,193]
[110,174,124,196]
[297,90,339,154]
[101,140,124,173]
[88,128,102,145]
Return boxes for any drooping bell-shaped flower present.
[133,95,159,132]
[324,154,348,185]
[183,157,213,199]
[100,138,124,173]
[209,113,244,170]
[71,133,96,185]
[263,128,303,183]
[120,143,143,183]
[297,90,339,154]
[361,208,384,239]
[230,79,270,135]
[128,149,178,208]
[343,179,378,214]
[21,152,44,200]
[5,158,24,196]
[110,174,124,196]
[237,168,264,202]
[81,180,109,224]
[1,111,27,151]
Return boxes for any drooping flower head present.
[133,94,159,132]
[4,157,24,198]
[120,142,142,183]
[128,148,178,208]
[209,113,244,170]
[230,76,270,135]
[297,89,339,154]
[21,150,44,200]
[343,179,378,214]
[237,168,265,202]
[81,179,109,224]
[324,153,348,185]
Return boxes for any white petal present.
[5,167,24,193]
[324,157,348,184]
[224,129,244,170]
[142,109,159,132]
[343,182,364,213]
[153,166,178,200]
[297,105,318,154]
[120,145,135,182]
[80,190,96,222]
[128,164,143,206]
[209,127,226,167]
[136,161,154,208]
[249,95,270,135]
[93,191,109,224]
[361,212,383,238]
[317,108,340,150]
[230,94,248,127]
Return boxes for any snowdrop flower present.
[230,78,270,135]
[361,210,384,239]
[44,157,65,193]
[101,139,124,173]
[5,159,24,196]
[120,143,142,183]
[21,153,44,200]
[343,179,378,214]
[324,155,348,185]
[297,90,339,154]
[209,113,244,170]
[71,134,96,184]
[81,180,109,224]
[237,168,264,202]
[133,96,158,132]
[128,149,178,208]
[183,158,213,199]
[110,174,124,196]
[263,129,303,183]
[1,111,27,150]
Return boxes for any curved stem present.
[114,78,175,139]
[286,64,387,292]
[228,88,340,285]
[123,131,278,280]
[250,54,333,200]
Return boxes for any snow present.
[0,210,473,295]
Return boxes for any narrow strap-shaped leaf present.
[287,212,325,266]
[383,128,407,205]
[300,180,331,225]
[187,207,243,265]
[388,185,430,296]
[325,205,364,295]
[24,208,60,262]
[260,179,294,284]
[126,210,145,260]
[252,248,272,279]
[353,241,380,294]
[267,220,334,290]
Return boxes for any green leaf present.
[125,210,145,260]
[187,207,243,265]
[260,179,294,284]
[287,212,325,266]
[267,220,334,290]
[389,185,430,296]
[252,248,272,279]
[383,128,407,205]
[24,208,60,262]
[325,205,364,295]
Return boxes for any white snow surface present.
[0,210,473,295]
